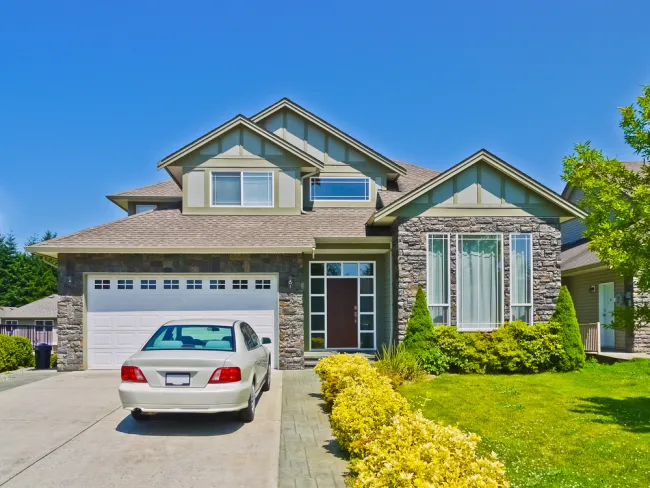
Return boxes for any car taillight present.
[121,366,147,383]
[209,367,241,383]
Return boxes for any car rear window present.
[143,325,235,351]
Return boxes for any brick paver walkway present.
[279,370,347,488]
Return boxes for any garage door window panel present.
[140,279,157,290]
[94,279,110,290]
[210,279,226,290]
[164,279,179,290]
[118,279,133,290]
[233,279,248,290]
[187,279,203,290]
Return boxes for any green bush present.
[403,286,435,351]
[13,336,35,368]
[418,347,450,375]
[374,343,424,387]
[50,352,58,369]
[550,286,585,371]
[0,335,18,372]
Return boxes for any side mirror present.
[262,337,272,345]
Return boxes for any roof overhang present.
[250,98,407,178]
[156,114,325,171]
[561,263,609,277]
[368,149,589,225]
[24,246,315,259]
[106,195,182,211]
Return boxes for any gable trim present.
[368,149,588,224]
[157,115,325,170]
[250,98,407,177]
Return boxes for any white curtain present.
[459,236,501,329]
[427,235,448,324]
[511,235,532,323]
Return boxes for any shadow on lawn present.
[574,396,650,433]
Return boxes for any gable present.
[369,150,588,225]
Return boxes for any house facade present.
[27,99,585,371]
[0,295,59,346]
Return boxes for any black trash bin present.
[35,343,52,370]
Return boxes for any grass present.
[400,359,650,488]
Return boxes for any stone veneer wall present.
[392,216,562,341]
[632,278,650,353]
[57,253,305,370]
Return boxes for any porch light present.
[288,274,294,290]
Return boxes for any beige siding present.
[563,268,628,350]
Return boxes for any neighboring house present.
[26,98,585,371]
[561,162,650,353]
[0,295,60,346]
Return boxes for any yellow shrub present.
[331,378,411,458]
[347,412,509,488]
[314,354,378,405]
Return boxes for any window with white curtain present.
[426,234,449,324]
[510,234,533,323]
[457,234,503,330]
[211,172,273,207]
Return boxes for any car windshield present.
[143,325,235,351]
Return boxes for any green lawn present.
[400,359,650,488]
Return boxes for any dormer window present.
[310,177,370,202]
[135,205,157,214]
[211,172,274,207]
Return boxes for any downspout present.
[300,170,319,214]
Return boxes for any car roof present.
[162,319,239,327]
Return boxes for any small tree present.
[403,286,435,351]
[550,286,585,371]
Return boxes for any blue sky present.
[1,0,648,247]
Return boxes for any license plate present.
[165,373,190,386]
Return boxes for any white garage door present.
[86,274,278,370]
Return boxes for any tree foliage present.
[0,231,57,307]
[550,286,585,371]
[563,85,650,328]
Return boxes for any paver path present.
[279,370,347,488]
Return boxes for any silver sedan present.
[118,319,271,422]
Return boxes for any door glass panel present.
[360,333,374,349]
[359,314,374,331]
[311,333,325,350]
[359,263,374,276]
[360,296,374,313]
[359,278,373,295]
[326,263,341,276]
[311,315,325,331]
[343,263,358,277]
[311,262,324,276]
[311,296,325,313]
[311,278,325,295]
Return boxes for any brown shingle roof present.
[110,180,182,199]
[561,241,602,271]
[378,160,440,205]
[4,295,60,319]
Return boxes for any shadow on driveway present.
[115,411,245,436]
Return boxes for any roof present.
[370,149,588,224]
[379,160,440,205]
[25,208,379,255]
[0,307,16,317]
[109,180,182,199]
[561,241,602,272]
[3,295,60,319]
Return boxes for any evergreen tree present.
[403,286,435,351]
[550,286,585,371]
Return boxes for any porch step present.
[304,351,376,369]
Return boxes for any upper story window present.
[135,205,157,214]
[211,172,273,207]
[310,177,370,202]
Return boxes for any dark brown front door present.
[326,278,358,348]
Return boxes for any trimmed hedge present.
[0,334,35,372]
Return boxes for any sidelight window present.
[510,234,533,324]
[426,234,450,325]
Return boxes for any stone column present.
[56,296,84,371]
[632,278,650,352]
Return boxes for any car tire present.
[262,363,271,392]
[239,383,256,423]
[131,409,150,422]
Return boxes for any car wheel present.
[262,363,271,392]
[131,409,150,422]
[239,384,256,423]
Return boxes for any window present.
[210,279,226,290]
[94,279,110,290]
[211,172,273,207]
[5,320,18,326]
[457,234,503,330]
[35,320,54,326]
[143,325,235,351]
[310,177,370,201]
[233,279,248,290]
[510,234,533,324]
[240,323,259,350]
[164,279,179,290]
[187,279,203,290]
[427,234,449,325]
[117,279,133,290]
[255,279,271,290]
[140,279,156,290]
[135,204,157,214]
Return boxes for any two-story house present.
[27,98,586,371]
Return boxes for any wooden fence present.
[0,326,56,346]
[579,322,601,353]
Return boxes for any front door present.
[598,282,616,349]
[326,278,358,348]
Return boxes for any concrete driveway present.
[0,370,282,488]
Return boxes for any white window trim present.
[426,233,451,325]
[455,233,504,332]
[135,204,157,214]
[210,171,274,208]
[309,176,371,202]
[509,233,534,324]
[5,320,18,326]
